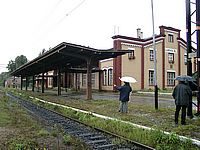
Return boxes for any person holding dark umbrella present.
[172,79,192,125]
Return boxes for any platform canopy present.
[11,42,129,77]
[10,42,130,99]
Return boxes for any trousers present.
[175,105,187,125]
[119,101,128,113]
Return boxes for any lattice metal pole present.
[186,0,193,118]
[196,0,200,115]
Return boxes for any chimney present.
[137,28,143,39]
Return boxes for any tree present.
[39,49,46,56]
[7,60,16,73]
[0,72,9,86]
[7,55,28,73]
[15,55,28,68]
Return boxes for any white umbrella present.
[119,76,137,83]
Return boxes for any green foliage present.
[6,55,28,73]
[149,130,195,150]
[15,55,28,69]
[7,60,16,73]
[112,138,128,145]
[37,129,49,137]
[63,134,72,145]
[7,138,38,150]
[7,90,200,150]
[0,72,9,86]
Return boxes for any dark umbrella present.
[175,75,196,82]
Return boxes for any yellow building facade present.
[100,26,187,91]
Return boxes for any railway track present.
[7,93,155,150]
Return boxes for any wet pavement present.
[60,91,176,109]
[39,89,198,110]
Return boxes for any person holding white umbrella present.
[114,76,135,113]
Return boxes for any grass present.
[6,88,200,149]
[0,90,90,150]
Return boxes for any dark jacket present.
[172,82,192,106]
[116,83,132,102]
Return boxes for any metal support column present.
[86,58,92,100]
[57,67,61,96]
[42,73,44,93]
[32,76,35,92]
[196,0,200,115]
[25,77,28,91]
[186,0,193,118]
[21,76,23,90]
[75,73,78,91]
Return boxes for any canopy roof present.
[11,42,129,77]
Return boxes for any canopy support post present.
[57,67,61,96]
[86,58,92,100]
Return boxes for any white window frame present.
[108,68,113,86]
[103,69,107,86]
[167,72,175,86]
[184,55,187,64]
[168,53,174,63]
[128,48,135,59]
[149,49,154,61]
[168,33,174,43]
[149,70,154,85]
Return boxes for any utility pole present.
[151,0,158,110]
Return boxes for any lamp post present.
[151,0,158,109]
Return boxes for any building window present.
[149,70,154,85]
[128,48,135,59]
[92,73,95,87]
[168,34,174,43]
[168,53,174,63]
[150,49,154,61]
[103,69,107,86]
[82,74,86,87]
[167,72,175,86]
[184,55,187,64]
[108,68,113,86]
[128,51,135,59]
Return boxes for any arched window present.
[103,69,107,86]
[108,68,113,86]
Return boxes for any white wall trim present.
[100,58,113,63]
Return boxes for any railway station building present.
[10,25,190,96]
[74,25,188,91]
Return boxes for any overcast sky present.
[0,0,189,73]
